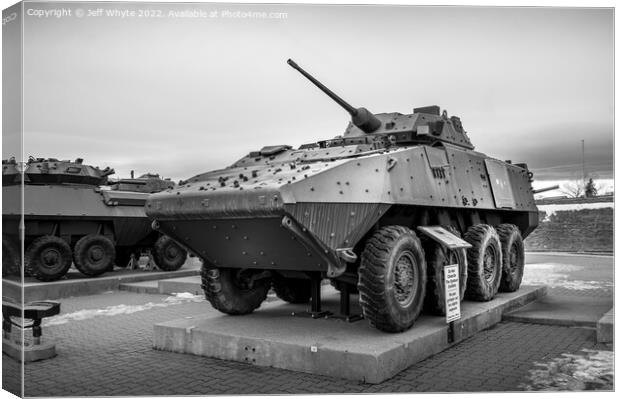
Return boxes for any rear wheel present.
[73,234,116,277]
[272,275,312,304]
[152,235,187,271]
[25,235,72,282]
[497,224,525,292]
[422,226,468,316]
[2,235,21,276]
[358,225,427,333]
[201,266,271,315]
[464,224,502,301]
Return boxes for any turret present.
[2,157,116,186]
[287,59,474,149]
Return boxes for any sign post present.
[444,264,461,343]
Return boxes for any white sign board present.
[444,264,461,323]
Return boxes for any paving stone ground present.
[1,288,612,397]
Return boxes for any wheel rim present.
[40,247,62,270]
[483,246,498,283]
[164,244,179,260]
[87,245,105,265]
[393,251,417,307]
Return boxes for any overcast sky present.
[5,2,614,188]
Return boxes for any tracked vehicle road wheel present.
[201,266,271,315]
[497,224,525,292]
[2,236,21,276]
[464,224,502,301]
[273,275,312,304]
[152,236,187,271]
[73,234,116,277]
[25,235,72,282]
[423,226,468,316]
[358,226,427,333]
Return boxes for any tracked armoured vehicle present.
[2,157,188,282]
[145,60,539,332]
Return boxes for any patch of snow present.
[44,292,205,326]
[523,263,613,291]
[538,203,613,221]
[519,349,614,390]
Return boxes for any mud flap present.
[417,226,472,250]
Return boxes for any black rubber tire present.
[73,234,116,277]
[272,275,312,304]
[25,235,72,282]
[2,236,21,276]
[422,226,468,316]
[357,225,427,333]
[463,224,502,301]
[497,224,525,292]
[201,266,271,315]
[152,235,187,271]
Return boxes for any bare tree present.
[561,180,584,198]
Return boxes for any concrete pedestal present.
[154,285,546,383]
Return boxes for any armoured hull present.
[147,143,538,276]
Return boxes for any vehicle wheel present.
[73,234,116,277]
[25,235,72,282]
[152,235,187,271]
[422,226,468,316]
[464,224,502,301]
[201,266,271,315]
[272,275,311,304]
[2,236,21,276]
[357,225,427,333]
[497,224,525,292]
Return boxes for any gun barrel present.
[287,59,358,116]
[533,184,560,194]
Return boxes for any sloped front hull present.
[151,202,390,272]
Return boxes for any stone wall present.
[525,206,613,253]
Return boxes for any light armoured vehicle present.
[145,60,540,333]
[2,157,188,281]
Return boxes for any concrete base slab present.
[154,285,546,383]
[119,280,160,294]
[503,294,612,328]
[3,338,56,362]
[2,262,201,302]
[157,276,202,295]
[597,307,614,343]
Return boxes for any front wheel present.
[357,225,427,333]
[25,235,73,282]
[201,266,271,315]
[152,236,187,271]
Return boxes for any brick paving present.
[1,289,611,397]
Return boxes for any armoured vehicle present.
[2,157,188,282]
[145,60,539,333]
